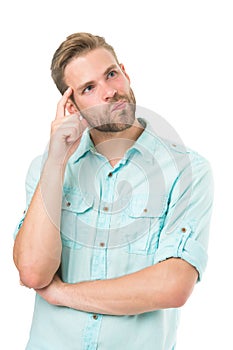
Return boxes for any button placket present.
[83,313,103,350]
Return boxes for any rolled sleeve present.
[13,155,43,239]
[13,214,26,239]
[154,153,214,281]
[154,223,208,281]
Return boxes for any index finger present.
[55,87,73,120]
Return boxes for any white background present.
[0,0,232,349]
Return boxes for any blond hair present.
[51,32,119,95]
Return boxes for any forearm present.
[13,159,65,288]
[62,273,158,315]
[49,259,197,315]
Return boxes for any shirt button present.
[103,206,109,212]
[108,172,113,177]
[93,314,98,320]
[66,202,71,207]
[100,242,105,247]
[181,227,187,233]
[143,208,148,213]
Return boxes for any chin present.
[94,122,133,133]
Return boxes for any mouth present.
[111,100,127,112]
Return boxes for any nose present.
[101,83,117,102]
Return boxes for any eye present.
[107,70,118,79]
[83,85,94,94]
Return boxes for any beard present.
[81,88,136,133]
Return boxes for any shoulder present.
[154,137,213,188]
[158,137,211,165]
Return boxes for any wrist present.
[49,279,67,307]
[54,281,66,306]
[45,156,67,172]
[41,157,67,187]
[56,282,72,307]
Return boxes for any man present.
[13,32,213,350]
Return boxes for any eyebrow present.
[76,64,119,93]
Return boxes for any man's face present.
[64,48,136,132]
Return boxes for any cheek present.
[117,77,131,93]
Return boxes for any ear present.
[120,63,130,83]
[66,99,79,114]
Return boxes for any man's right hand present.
[48,87,88,166]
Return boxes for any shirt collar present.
[71,128,94,164]
[70,118,158,165]
[126,118,158,163]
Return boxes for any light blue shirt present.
[15,119,213,350]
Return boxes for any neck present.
[89,119,144,167]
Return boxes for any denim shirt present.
[15,119,213,350]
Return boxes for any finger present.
[67,113,89,131]
[55,87,73,120]
[79,115,90,129]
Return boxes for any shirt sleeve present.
[154,152,214,281]
[13,155,43,239]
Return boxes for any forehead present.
[64,48,118,86]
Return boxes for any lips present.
[111,100,127,112]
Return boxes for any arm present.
[36,258,198,315]
[13,160,64,289]
[36,151,213,314]
[13,88,87,289]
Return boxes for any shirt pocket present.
[60,191,95,247]
[122,194,167,255]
